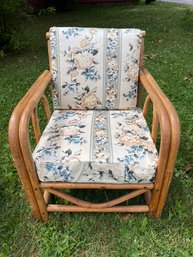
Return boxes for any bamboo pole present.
[140,69,171,216]
[43,190,51,205]
[40,182,154,190]
[47,35,51,71]
[31,107,41,144]
[151,107,159,144]
[144,190,152,205]
[143,95,151,119]
[41,95,52,120]
[142,69,180,217]
[8,71,49,220]
[19,72,52,221]
[47,205,149,213]
[47,188,147,209]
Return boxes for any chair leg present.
[154,180,171,218]
[144,190,151,205]
[148,188,160,217]
[16,166,48,221]
[144,190,159,217]
[31,185,49,221]
[21,171,48,221]
[12,163,44,220]
[23,185,42,220]
[148,188,165,218]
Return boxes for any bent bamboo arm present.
[140,69,180,217]
[140,69,171,215]
[18,71,52,221]
[140,68,180,216]
[8,70,51,219]
[8,70,51,220]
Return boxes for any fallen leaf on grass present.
[144,53,156,60]
[153,38,163,44]
[163,26,168,33]
[183,72,193,81]
[184,164,193,173]
[120,213,132,221]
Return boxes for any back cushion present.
[49,27,142,110]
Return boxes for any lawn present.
[0,2,193,256]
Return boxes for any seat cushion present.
[49,27,142,110]
[33,109,158,184]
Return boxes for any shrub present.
[0,0,32,55]
[146,0,156,3]
[47,0,77,12]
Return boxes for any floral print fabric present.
[33,109,158,183]
[49,27,142,110]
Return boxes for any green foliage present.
[0,49,5,58]
[47,0,77,12]
[0,0,32,54]
[146,0,156,3]
[0,2,193,257]
[38,6,56,15]
[181,7,193,33]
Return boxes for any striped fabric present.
[33,109,158,183]
[49,27,142,110]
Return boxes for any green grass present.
[0,2,193,256]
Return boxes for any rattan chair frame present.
[8,31,180,220]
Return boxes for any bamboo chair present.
[9,27,180,221]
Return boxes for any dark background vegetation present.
[0,0,155,56]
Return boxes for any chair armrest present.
[9,70,51,160]
[140,68,172,155]
[140,68,180,216]
[19,70,52,163]
[15,71,52,216]
[9,70,51,173]
[8,70,51,220]
[10,70,51,182]
[140,68,177,213]
[9,69,52,168]
[140,69,180,142]
[140,68,180,156]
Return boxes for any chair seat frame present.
[8,32,180,221]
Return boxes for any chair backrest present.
[48,27,143,110]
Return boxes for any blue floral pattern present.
[62,28,84,39]
[33,109,158,183]
[105,29,119,109]
[92,111,110,163]
[49,27,142,109]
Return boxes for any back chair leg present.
[33,186,49,221]
[23,178,48,221]
[21,180,43,220]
